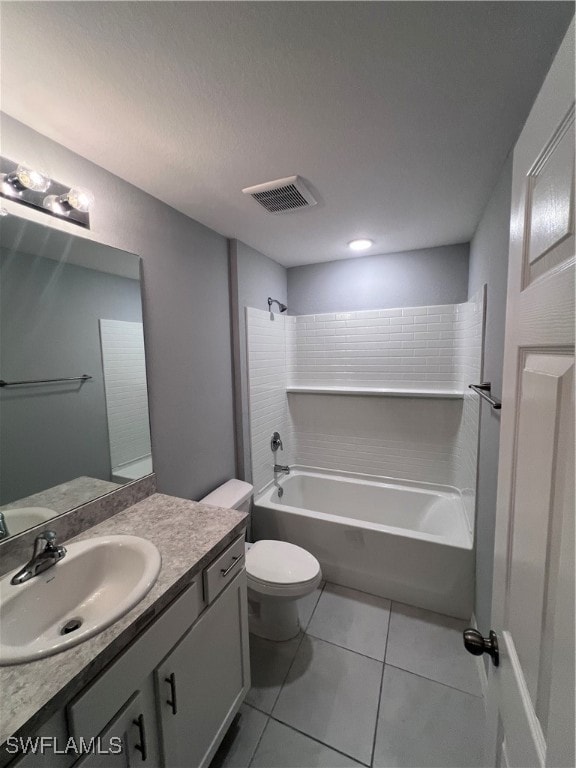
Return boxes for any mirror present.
[0,214,153,540]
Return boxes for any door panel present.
[75,680,160,768]
[156,571,250,768]
[507,354,574,713]
[526,106,574,279]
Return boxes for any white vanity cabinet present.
[6,535,250,768]
[156,563,249,768]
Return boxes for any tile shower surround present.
[288,305,463,391]
[246,292,484,530]
[247,311,294,496]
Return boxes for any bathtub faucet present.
[274,464,290,475]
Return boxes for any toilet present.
[201,479,322,641]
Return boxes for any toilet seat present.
[246,540,321,597]
[247,571,321,598]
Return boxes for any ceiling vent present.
[242,175,317,214]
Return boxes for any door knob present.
[463,628,499,667]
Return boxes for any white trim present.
[286,386,464,398]
[471,612,489,705]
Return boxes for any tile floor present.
[211,582,486,768]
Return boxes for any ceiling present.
[0,2,572,267]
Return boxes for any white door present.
[484,20,575,768]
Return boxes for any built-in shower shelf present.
[286,386,464,399]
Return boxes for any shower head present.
[268,297,287,313]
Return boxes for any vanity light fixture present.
[0,156,92,229]
[348,238,374,252]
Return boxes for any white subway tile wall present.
[246,295,484,527]
[287,305,461,391]
[99,319,152,472]
[453,287,485,531]
[246,308,293,494]
[288,394,461,485]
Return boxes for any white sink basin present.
[2,507,57,537]
[0,535,161,665]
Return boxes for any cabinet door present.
[68,582,203,745]
[5,711,75,768]
[156,570,250,768]
[75,677,160,768]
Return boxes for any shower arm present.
[268,297,287,313]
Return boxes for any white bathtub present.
[253,468,473,619]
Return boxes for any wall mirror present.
[0,214,153,540]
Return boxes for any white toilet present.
[201,479,322,641]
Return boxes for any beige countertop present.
[0,477,122,515]
[0,492,247,746]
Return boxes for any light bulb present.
[44,186,94,215]
[348,239,373,252]
[4,164,51,193]
[65,187,94,212]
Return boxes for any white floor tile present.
[373,665,485,767]
[273,635,382,765]
[245,632,302,713]
[307,583,391,660]
[297,581,325,630]
[386,602,482,696]
[210,705,268,768]
[251,719,363,768]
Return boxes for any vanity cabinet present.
[156,563,249,768]
[4,535,249,768]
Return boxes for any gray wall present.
[2,113,235,500]
[229,240,287,482]
[0,249,142,504]
[287,243,469,315]
[468,153,513,634]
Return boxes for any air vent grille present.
[252,184,308,213]
[242,176,317,214]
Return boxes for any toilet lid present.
[246,540,320,585]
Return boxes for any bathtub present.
[253,468,473,619]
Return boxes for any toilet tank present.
[200,479,253,514]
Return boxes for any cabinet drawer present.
[203,536,245,604]
[68,580,202,742]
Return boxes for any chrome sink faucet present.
[10,531,67,585]
[274,464,290,475]
[0,512,7,540]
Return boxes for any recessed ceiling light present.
[348,238,373,252]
